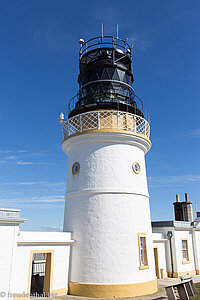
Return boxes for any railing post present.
[134,115,136,133]
[144,120,147,137]
[66,123,68,138]
[80,44,82,57]
[97,111,100,129]
[67,120,70,136]
[63,124,65,139]
[117,111,119,129]
[80,114,82,132]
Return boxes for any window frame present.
[138,233,149,270]
[28,249,54,295]
[181,238,190,264]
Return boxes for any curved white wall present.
[63,132,156,284]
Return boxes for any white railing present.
[174,221,192,228]
[63,110,150,139]
[32,260,46,276]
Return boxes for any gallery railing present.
[62,110,150,140]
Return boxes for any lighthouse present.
[61,35,157,298]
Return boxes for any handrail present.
[80,36,132,58]
[68,85,144,116]
[62,110,150,140]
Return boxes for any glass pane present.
[96,68,103,80]
[117,69,125,82]
[182,240,188,260]
[139,236,147,266]
[125,74,131,85]
[183,250,187,259]
[107,68,115,79]
[112,69,120,81]
[101,68,110,80]
[182,240,187,250]
[90,71,98,81]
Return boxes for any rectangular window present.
[181,239,190,263]
[138,233,149,269]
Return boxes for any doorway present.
[153,247,160,279]
[29,251,53,297]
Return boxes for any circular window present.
[72,162,80,175]
[132,162,141,174]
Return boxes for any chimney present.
[173,194,183,221]
[173,193,194,222]
[182,193,193,222]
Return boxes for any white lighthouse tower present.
[61,35,157,298]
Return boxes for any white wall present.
[153,227,197,277]
[193,230,200,271]
[9,231,73,296]
[173,230,195,274]
[153,243,167,277]
[152,228,176,275]
[0,224,19,298]
[63,132,156,284]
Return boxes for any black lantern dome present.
[68,36,144,118]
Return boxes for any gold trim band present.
[13,288,67,300]
[51,288,68,296]
[68,279,158,298]
[167,270,196,278]
[63,128,151,144]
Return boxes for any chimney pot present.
[176,194,180,202]
[185,193,189,202]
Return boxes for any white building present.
[1,194,200,299]
[1,34,200,299]
[152,193,200,280]
[0,208,74,299]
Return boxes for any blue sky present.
[1,0,200,231]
